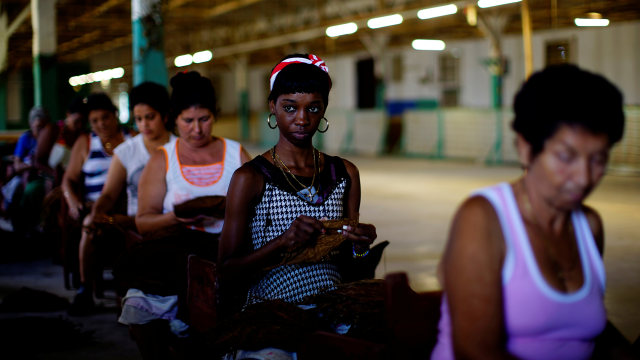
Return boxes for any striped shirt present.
[82,132,130,202]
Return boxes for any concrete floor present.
[0,154,638,358]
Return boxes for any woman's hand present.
[278,215,323,252]
[82,211,97,228]
[342,222,377,252]
[65,191,84,220]
[174,213,218,227]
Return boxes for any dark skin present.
[218,91,377,283]
[439,125,635,359]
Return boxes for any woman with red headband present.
[218,54,378,312]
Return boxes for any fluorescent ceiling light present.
[412,39,446,51]
[368,14,403,29]
[477,0,521,8]
[326,22,358,37]
[417,4,458,20]
[68,67,124,87]
[574,18,609,26]
[193,50,213,63]
[174,54,193,67]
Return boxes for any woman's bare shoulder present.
[446,194,505,261]
[581,204,604,254]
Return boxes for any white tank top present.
[114,133,177,216]
[161,137,242,233]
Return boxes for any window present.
[439,53,459,107]
[546,40,573,65]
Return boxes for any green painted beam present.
[32,54,59,120]
[238,90,249,141]
[0,72,7,130]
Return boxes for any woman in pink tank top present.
[432,65,634,359]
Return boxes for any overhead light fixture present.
[575,12,609,27]
[465,4,477,26]
[417,4,458,20]
[174,54,193,67]
[477,0,521,8]
[68,67,125,87]
[367,14,403,29]
[326,22,358,37]
[193,50,213,63]
[412,39,446,51]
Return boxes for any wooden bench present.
[185,255,442,358]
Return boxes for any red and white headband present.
[269,54,329,90]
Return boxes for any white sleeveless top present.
[161,137,242,233]
[114,133,177,216]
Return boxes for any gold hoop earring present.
[267,113,277,129]
[318,117,329,133]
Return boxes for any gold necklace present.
[271,146,318,202]
[273,147,317,191]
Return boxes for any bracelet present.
[352,243,370,258]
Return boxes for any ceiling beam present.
[204,0,264,18]
[66,0,127,30]
[57,30,102,53]
[167,0,197,10]
[7,3,31,37]
[59,34,131,63]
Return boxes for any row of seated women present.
[1,98,86,237]
[57,52,635,359]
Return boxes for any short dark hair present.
[67,96,88,118]
[129,81,172,130]
[512,64,624,158]
[268,54,332,107]
[85,92,118,115]
[169,71,217,129]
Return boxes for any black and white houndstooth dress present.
[245,154,351,305]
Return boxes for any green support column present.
[491,71,503,109]
[234,56,249,141]
[375,80,385,109]
[239,90,249,140]
[0,72,7,130]
[0,9,7,130]
[486,57,504,165]
[32,54,59,118]
[132,0,168,87]
[32,0,59,119]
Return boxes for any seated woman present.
[218,54,377,332]
[48,96,89,174]
[117,71,250,358]
[61,93,129,221]
[69,82,176,314]
[1,106,54,233]
[431,64,634,359]
[60,93,129,294]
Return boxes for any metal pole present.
[31,0,58,118]
[521,0,533,78]
[132,0,168,86]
